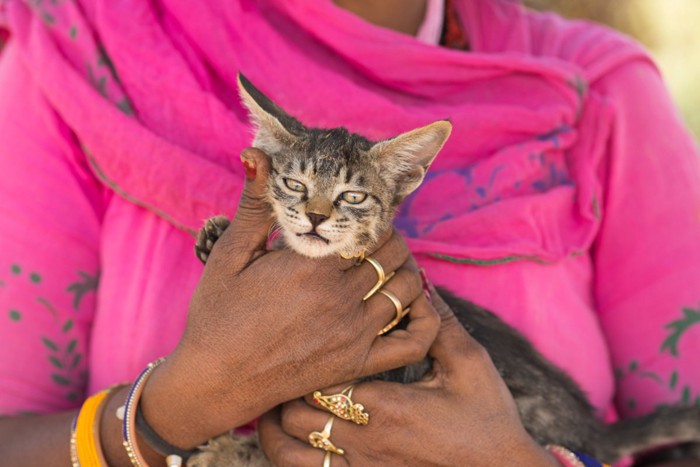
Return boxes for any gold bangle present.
[70,415,80,467]
[123,358,166,467]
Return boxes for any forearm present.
[0,387,170,467]
[0,410,75,466]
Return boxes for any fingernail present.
[419,268,432,303]
[241,153,257,181]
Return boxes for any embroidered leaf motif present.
[70,353,82,369]
[41,337,59,352]
[8,310,21,322]
[661,305,700,357]
[51,374,71,386]
[36,297,58,319]
[669,371,679,390]
[66,339,78,354]
[682,386,692,405]
[66,271,99,311]
[49,356,63,369]
[62,319,74,333]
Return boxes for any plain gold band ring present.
[377,289,411,336]
[363,256,396,300]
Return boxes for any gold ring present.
[340,250,365,265]
[323,451,332,467]
[308,415,345,455]
[377,289,411,335]
[313,385,369,425]
[363,256,396,300]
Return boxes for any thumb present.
[219,147,274,272]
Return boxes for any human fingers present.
[422,275,487,374]
[342,230,411,297]
[259,407,350,467]
[362,267,421,334]
[211,147,275,273]
[362,291,440,376]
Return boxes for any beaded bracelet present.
[546,445,611,467]
[122,358,170,467]
[70,415,80,467]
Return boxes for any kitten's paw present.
[195,215,231,264]
[188,433,270,467]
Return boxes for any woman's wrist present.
[137,352,261,451]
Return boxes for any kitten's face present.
[266,128,394,257]
[238,73,452,258]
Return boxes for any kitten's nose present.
[307,212,328,228]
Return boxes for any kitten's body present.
[189,75,700,466]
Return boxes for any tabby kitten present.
[189,74,700,466]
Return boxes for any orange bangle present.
[75,384,129,466]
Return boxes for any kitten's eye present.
[283,178,307,192]
[340,191,367,204]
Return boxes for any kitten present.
[189,74,700,466]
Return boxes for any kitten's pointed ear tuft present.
[237,72,299,154]
[371,120,452,202]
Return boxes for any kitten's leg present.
[195,216,231,264]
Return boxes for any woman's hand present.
[139,148,440,450]
[258,285,558,467]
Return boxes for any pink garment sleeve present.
[0,43,103,414]
[592,58,700,417]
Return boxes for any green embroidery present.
[670,370,679,390]
[8,310,21,322]
[29,273,42,284]
[628,360,639,372]
[37,296,58,319]
[117,97,135,116]
[69,26,77,39]
[661,305,700,357]
[591,196,601,220]
[11,264,21,275]
[682,386,692,405]
[430,253,546,266]
[639,371,664,385]
[66,271,99,311]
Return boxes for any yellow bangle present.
[74,384,129,467]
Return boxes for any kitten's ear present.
[237,73,299,153]
[371,120,452,202]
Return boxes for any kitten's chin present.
[285,232,340,258]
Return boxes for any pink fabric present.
[1,0,699,433]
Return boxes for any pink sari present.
[1,0,699,433]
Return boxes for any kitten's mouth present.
[298,232,330,244]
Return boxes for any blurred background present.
[525,0,700,140]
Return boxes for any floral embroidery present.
[660,304,700,357]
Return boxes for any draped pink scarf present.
[2,0,643,260]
